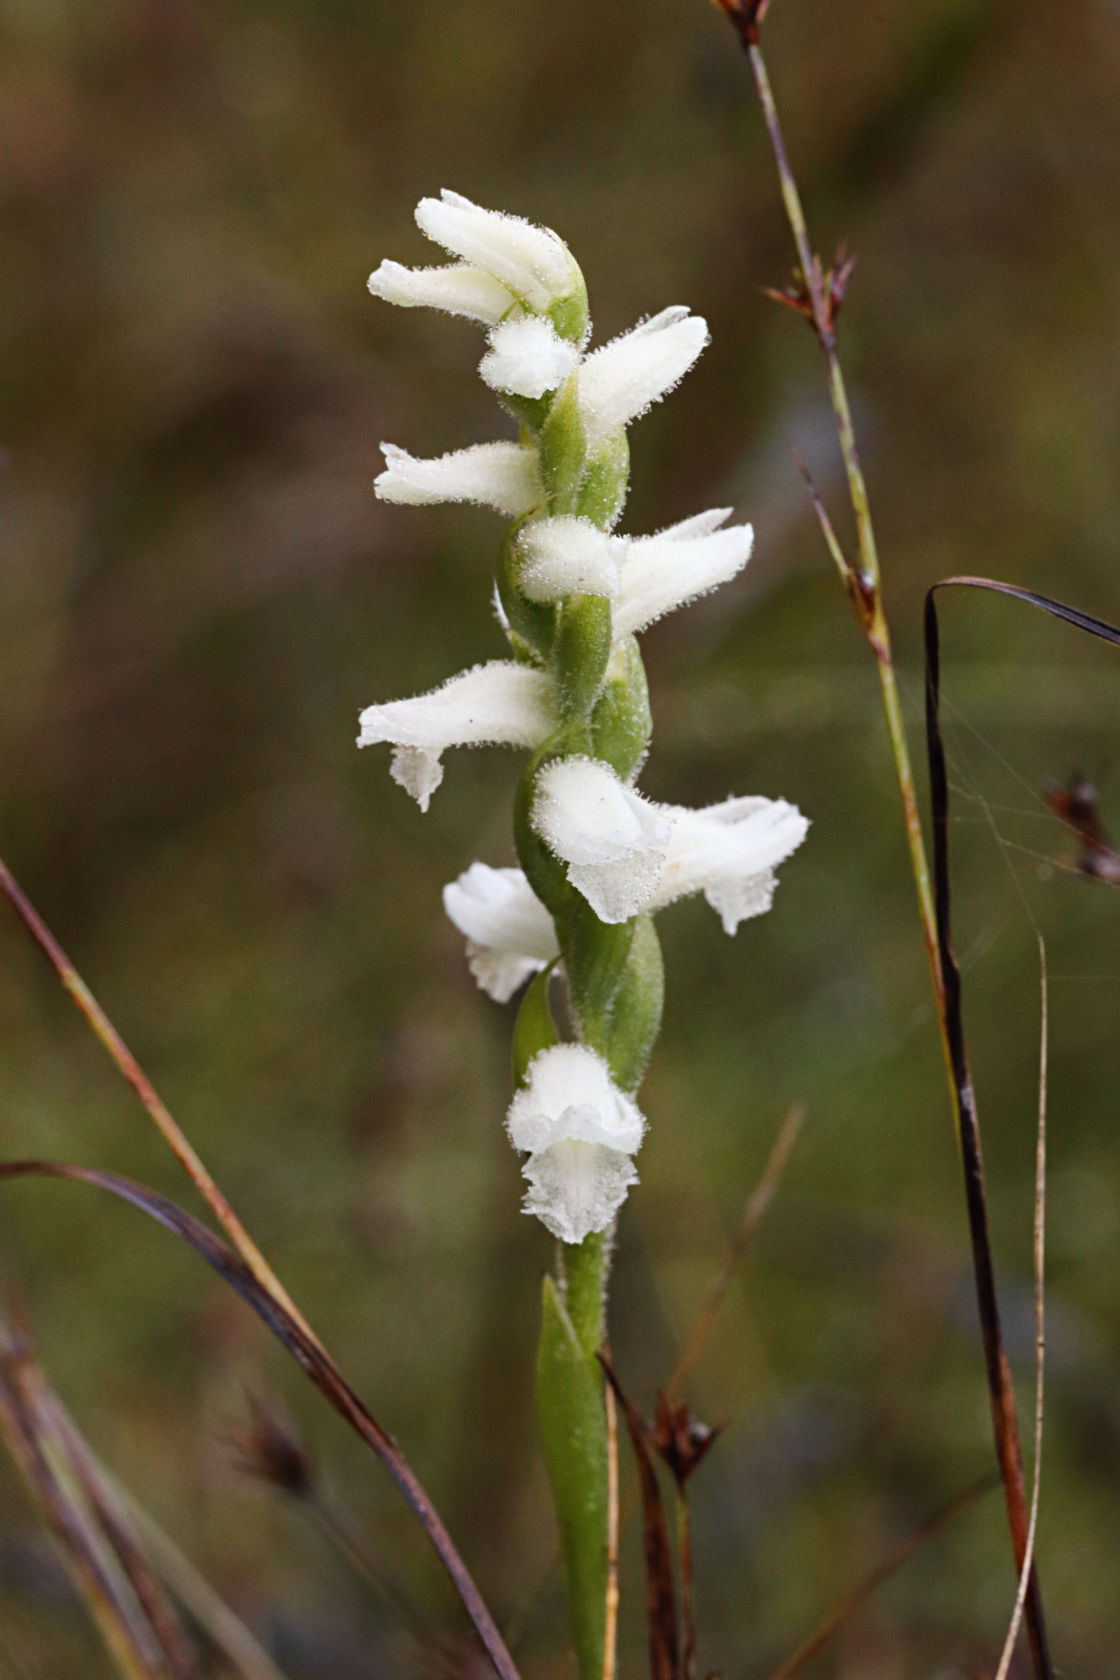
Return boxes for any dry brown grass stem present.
[668,1100,805,1404]
[763,1475,998,1680]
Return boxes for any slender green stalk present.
[746,40,943,1009]
[562,1232,610,1358]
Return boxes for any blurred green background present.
[1,0,1119,1674]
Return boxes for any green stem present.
[561,1230,610,1358]
[746,40,942,1007]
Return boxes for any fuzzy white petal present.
[532,758,665,866]
[367,260,516,324]
[508,1044,645,1243]
[389,746,445,811]
[648,796,809,931]
[532,757,670,923]
[358,662,555,810]
[479,316,579,399]
[443,863,559,1002]
[415,189,577,313]
[516,517,626,602]
[613,510,754,637]
[520,1143,640,1245]
[375,441,543,517]
[576,308,709,453]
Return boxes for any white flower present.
[532,757,670,924]
[375,441,544,517]
[507,1045,645,1243]
[648,795,809,932]
[367,260,516,325]
[478,316,579,399]
[613,508,754,638]
[415,189,579,314]
[576,307,709,454]
[516,516,626,602]
[357,661,556,811]
[531,755,808,927]
[443,863,559,1002]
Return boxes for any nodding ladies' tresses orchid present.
[360,187,807,1252]
[362,186,808,1680]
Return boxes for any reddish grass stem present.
[710,6,1052,1673]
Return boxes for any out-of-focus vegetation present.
[1,0,1119,1674]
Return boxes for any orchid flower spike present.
[508,1045,645,1243]
[364,187,810,1279]
[357,662,556,811]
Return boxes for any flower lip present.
[478,316,579,399]
[531,756,670,924]
[507,1044,646,1243]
